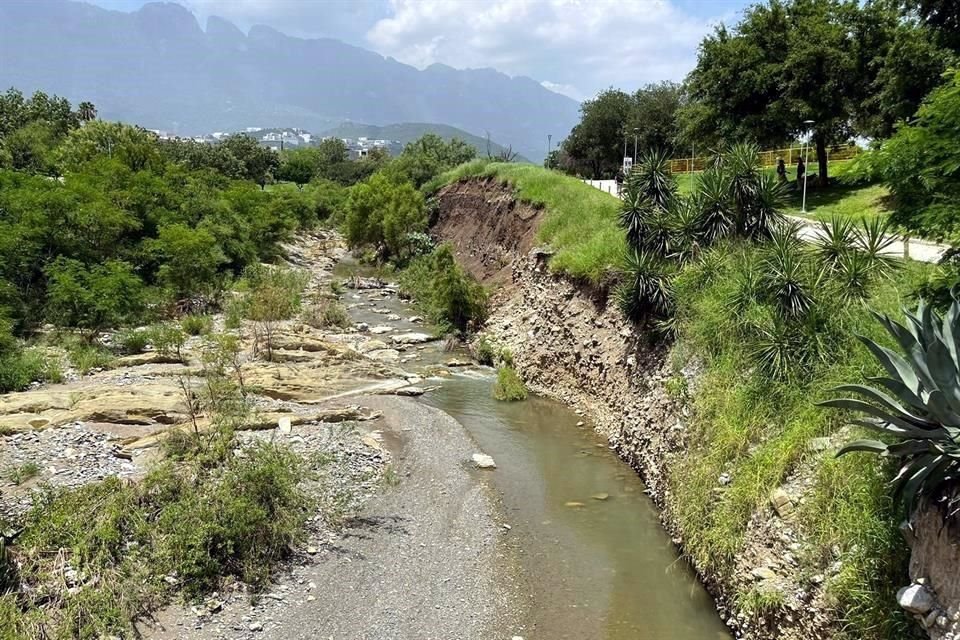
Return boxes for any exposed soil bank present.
[433,177,960,640]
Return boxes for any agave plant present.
[820,297,960,516]
[616,248,675,322]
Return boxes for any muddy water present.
[423,374,730,640]
[335,258,729,639]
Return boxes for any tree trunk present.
[815,136,829,187]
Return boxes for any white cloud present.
[541,80,583,101]
[367,0,724,101]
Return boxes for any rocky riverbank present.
[0,229,524,639]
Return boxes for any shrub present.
[8,438,312,636]
[145,323,186,361]
[302,301,351,330]
[473,337,497,366]
[150,224,227,299]
[65,342,115,375]
[345,172,427,261]
[493,366,527,401]
[180,314,213,336]
[400,245,487,334]
[6,461,40,485]
[44,258,145,336]
[242,265,308,360]
[114,328,149,355]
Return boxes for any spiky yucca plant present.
[821,297,960,516]
[626,148,676,211]
[694,168,735,244]
[616,249,674,322]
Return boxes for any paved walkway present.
[582,179,949,264]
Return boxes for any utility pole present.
[801,120,815,214]
[633,127,639,167]
[548,134,552,158]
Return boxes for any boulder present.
[898,583,936,615]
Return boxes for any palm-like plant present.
[616,249,675,322]
[619,187,652,250]
[854,217,899,279]
[726,142,761,219]
[821,297,960,515]
[695,169,735,244]
[627,148,676,210]
[668,197,704,264]
[762,222,814,319]
[743,172,786,240]
[813,215,855,270]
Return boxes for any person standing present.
[776,157,787,183]
[796,157,806,188]
[615,168,625,196]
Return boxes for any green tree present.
[76,101,97,122]
[219,134,279,188]
[57,121,160,173]
[6,121,58,174]
[389,134,476,188]
[345,172,426,260]
[680,0,942,185]
[276,148,318,190]
[561,89,634,178]
[45,258,145,335]
[149,224,227,298]
[878,69,960,240]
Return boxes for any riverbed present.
[337,258,730,639]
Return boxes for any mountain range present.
[0,0,579,161]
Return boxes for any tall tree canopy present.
[680,0,950,184]
[561,83,683,178]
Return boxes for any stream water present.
[336,258,730,639]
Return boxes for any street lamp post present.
[632,127,639,167]
[547,134,552,158]
[801,120,815,214]
[623,131,628,171]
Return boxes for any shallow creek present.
[335,258,730,639]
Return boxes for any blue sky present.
[87,0,750,101]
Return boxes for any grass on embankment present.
[427,160,625,285]
[669,243,928,639]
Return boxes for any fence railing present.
[668,144,861,174]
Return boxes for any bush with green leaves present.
[493,366,527,401]
[113,328,149,355]
[301,300,351,330]
[822,295,960,516]
[345,172,427,262]
[400,245,488,334]
[180,314,213,336]
[2,440,311,638]
[44,258,145,336]
[145,323,186,362]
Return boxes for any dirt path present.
[142,396,526,640]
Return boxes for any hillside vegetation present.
[433,159,936,638]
